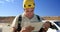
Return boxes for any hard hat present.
[23,0,35,8]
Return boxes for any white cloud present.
[5,0,10,2]
[0,1,5,4]
[5,0,14,2]
[0,0,14,4]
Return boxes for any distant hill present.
[0,16,60,23]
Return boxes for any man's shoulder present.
[34,14,45,20]
[15,14,22,18]
[34,14,40,17]
[34,14,40,18]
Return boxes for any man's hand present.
[20,26,34,32]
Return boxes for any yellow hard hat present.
[23,0,35,8]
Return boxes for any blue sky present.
[0,0,60,16]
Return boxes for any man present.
[11,0,43,32]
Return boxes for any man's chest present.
[22,16,39,24]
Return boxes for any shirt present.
[11,13,43,32]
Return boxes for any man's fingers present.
[25,26,34,31]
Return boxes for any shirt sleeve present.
[11,15,19,29]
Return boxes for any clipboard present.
[23,22,44,31]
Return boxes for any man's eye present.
[31,10,34,12]
[26,11,29,12]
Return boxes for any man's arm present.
[11,15,19,32]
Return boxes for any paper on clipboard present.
[30,22,44,31]
[23,22,44,31]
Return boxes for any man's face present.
[24,8,34,18]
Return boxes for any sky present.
[0,0,60,16]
